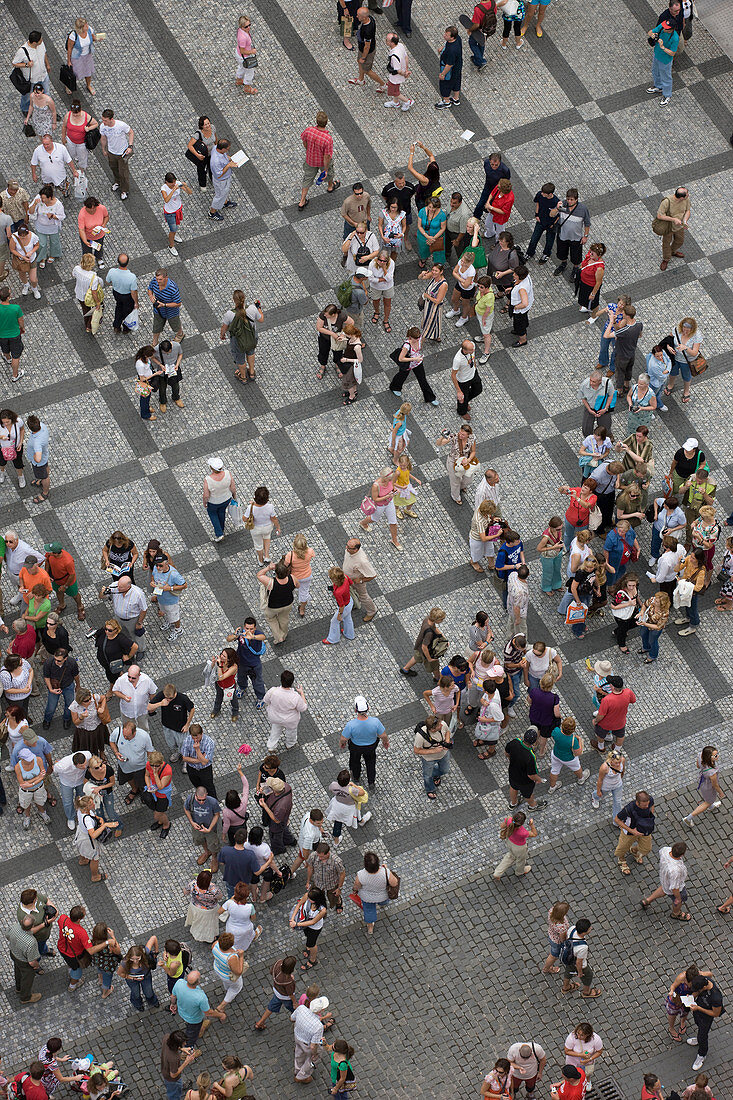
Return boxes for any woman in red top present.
[77,196,109,269]
[145,751,173,837]
[576,242,606,322]
[323,567,354,646]
[484,179,514,242]
[559,479,598,551]
[61,99,98,171]
[212,647,239,722]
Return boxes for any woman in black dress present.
[94,619,138,689]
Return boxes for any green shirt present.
[28,596,52,628]
[17,892,51,944]
[0,302,23,339]
[551,725,579,762]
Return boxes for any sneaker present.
[97,259,106,270]
[359,811,372,825]
[169,246,179,257]
[682,814,694,827]
[209,211,225,221]
[223,200,238,208]
[375,85,387,93]
[445,309,460,318]
[40,812,51,823]
[674,617,689,626]
[678,626,697,636]
[213,534,224,542]
[434,100,452,109]
[529,799,547,809]
[692,1056,706,1072]
[591,796,600,809]
[579,306,589,313]
[401,99,414,111]
[18,475,26,488]
[168,627,184,641]
[538,255,549,264]
[120,192,128,201]
[507,706,516,717]
[67,819,75,831]
[455,316,469,327]
[21,283,29,295]
[174,232,183,242]
[660,96,671,106]
[4,763,12,770]
[646,86,661,93]
[553,264,566,277]
[348,77,365,85]
[586,315,599,324]
[478,353,489,364]
[548,782,561,793]
[111,182,120,191]
[383,100,399,108]
[578,768,590,786]
[648,557,657,567]
[390,389,402,397]
[711,799,722,809]
[428,398,440,406]
[686,1038,698,1046]
[399,667,418,677]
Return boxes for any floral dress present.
[381,207,406,252]
[690,516,720,572]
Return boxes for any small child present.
[475,679,504,758]
[424,674,459,733]
[682,1074,713,1100]
[585,657,613,714]
[389,401,412,460]
[393,454,421,519]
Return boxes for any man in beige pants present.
[342,538,377,622]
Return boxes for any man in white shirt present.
[263,671,307,751]
[384,32,413,111]
[475,467,502,512]
[53,750,92,829]
[291,994,328,1084]
[507,565,530,636]
[112,666,157,731]
[450,339,480,419]
[100,108,134,200]
[4,530,43,606]
[30,135,77,193]
[100,575,148,655]
[12,32,49,116]
[506,1041,547,1098]
[342,538,377,621]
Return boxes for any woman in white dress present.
[378,199,406,260]
[326,768,370,843]
[218,881,262,951]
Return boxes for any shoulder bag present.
[651,197,671,236]
[244,503,255,530]
[185,136,208,165]
[84,126,101,150]
[60,62,77,91]
[383,865,400,900]
[678,332,707,376]
[10,49,32,94]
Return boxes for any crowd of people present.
[0,5,729,1100]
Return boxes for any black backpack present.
[559,926,586,966]
[478,1,497,35]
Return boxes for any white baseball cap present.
[208,456,224,471]
[682,438,698,450]
[354,695,369,713]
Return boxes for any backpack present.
[429,635,449,659]
[180,941,193,974]
[478,0,497,35]
[559,926,586,966]
[11,1073,30,1099]
[228,311,257,353]
[336,279,353,309]
[513,244,526,266]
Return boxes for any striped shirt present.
[212,942,237,981]
[300,126,333,168]
[148,276,181,318]
[290,1004,325,1046]
[181,732,215,769]
[109,582,148,619]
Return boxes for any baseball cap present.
[683,437,698,450]
[266,777,285,793]
[44,542,63,554]
[208,456,224,471]
[22,728,38,743]
[309,996,329,1013]
[523,727,538,745]
[354,266,369,277]
[354,695,369,713]
[562,1067,581,1081]
[153,554,167,565]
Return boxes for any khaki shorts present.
[370,286,393,301]
[360,51,375,73]
[152,312,180,335]
[191,825,222,854]
[302,160,334,189]
[19,785,47,809]
[413,648,439,675]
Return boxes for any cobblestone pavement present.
[0,0,732,1095]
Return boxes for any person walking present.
[592,746,626,815]
[342,538,378,622]
[352,852,397,934]
[505,727,546,809]
[413,714,452,800]
[170,971,225,1046]
[290,993,330,1083]
[263,671,307,751]
[226,617,267,706]
[435,25,462,109]
[543,901,570,974]
[0,286,26,382]
[389,328,438,406]
[28,186,65,270]
[642,841,690,919]
[553,189,590,281]
[349,8,386,92]
[339,696,388,787]
[257,561,298,645]
[493,811,537,880]
[400,608,447,680]
[234,14,258,94]
[61,98,98,171]
[6,915,43,1004]
[202,457,235,543]
[323,567,355,646]
[560,918,601,998]
[654,186,690,270]
[527,182,560,260]
[686,975,725,1071]
[254,955,298,1031]
[181,724,217,796]
[111,665,156,732]
[613,789,656,874]
[105,253,138,334]
[298,112,339,211]
[100,109,134,200]
[682,746,724,828]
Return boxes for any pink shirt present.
[507,824,529,847]
[237,28,253,55]
[221,774,249,838]
[431,685,457,715]
[263,686,307,726]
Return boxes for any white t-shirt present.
[387,42,408,85]
[161,182,182,213]
[567,924,589,961]
[74,32,93,56]
[54,750,92,787]
[33,198,65,234]
[136,358,154,380]
[564,1031,602,1070]
[13,42,47,83]
[244,840,271,865]
[525,647,557,678]
[298,812,323,853]
[510,275,534,314]
[251,502,275,528]
[11,232,39,261]
[452,349,475,383]
[367,258,395,291]
[72,265,96,301]
[455,262,476,290]
[222,303,260,329]
[100,120,131,156]
[31,143,72,186]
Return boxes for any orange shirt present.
[45,550,76,585]
[284,547,315,580]
[77,204,109,241]
[19,565,52,604]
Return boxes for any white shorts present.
[19,785,47,809]
[297,575,312,603]
[469,536,487,563]
[550,751,581,775]
[252,523,274,550]
[161,601,180,624]
[478,310,494,335]
[372,501,397,525]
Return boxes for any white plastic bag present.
[227,499,244,529]
[73,171,88,201]
[123,308,139,332]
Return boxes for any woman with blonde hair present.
[690,503,719,579]
[234,14,258,94]
[284,534,315,618]
[665,316,702,405]
[323,566,354,646]
[389,401,411,460]
[74,793,117,882]
[468,499,502,573]
[66,16,105,97]
[185,1072,216,1100]
[393,453,420,520]
[359,467,402,551]
[592,746,626,814]
[69,686,109,755]
[71,252,99,332]
[220,289,263,382]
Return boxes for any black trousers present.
[390,363,436,403]
[693,1010,714,1055]
[395,0,413,32]
[186,763,217,798]
[456,372,482,416]
[113,291,135,332]
[159,370,182,404]
[317,333,344,370]
[195,154,211,188]
[597,490,615,532]
[348,740,377,785]
[12,956,36,1000]
[612,612,637,648]
[269,819,296,854]
[556,238,582,266]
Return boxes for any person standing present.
[342,538,378,622]
[24,414,51,505]
[10,224,41,300]
[100,575,148,655]
[100,109,134,201]
[0,286,26,382]
[234,14,258,94]
[527,182,560,262]
[413,714,452,800]
[349,8,386,92]
[306,842,347,913]
[506,1041,547,1098]
[395,0,414,36]
[505,727,546,809]
[384,33,414,111]
[181,725,217,798]
[687,975,724,1071]
[509,265,534,348]
[147,268,183,345]
[613,789,655,874]
[12,31,50,118]
[339,695,388,788]
[641,841,690,919]
[42,648,80,731]
[184,789,222,874]
[341,182,371,242]
[647,16,679,106]
[170,971,225,1047]
[654,186,690,270]
[473,152,511,220]
[105,253,138,334]
[263,671,307,751]
[226,617,267,706]
[553,189,590,281]
[28,186,64,269]
[211,932,248,1019]
[290,994,329,1085]
[202,457,235,543]
[612,304,644,394]
[160,1032,200,1100]
[298,112,339,211]
[450,339,481,420]
[109,717,153,805]
[208,139,238,221]
[435,26,462,110]
[591,676,636,752]
[61,99,98,171]
[6,915,42,1004]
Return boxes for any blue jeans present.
[99,969,113,990]
[541,554,563,592]
[508,670,522,698]
[421,753,450,794]
[126,971,159,1010]
[468,35,486,67]
[650,380,667,411]
[527,221,556,258]
[598,333,615,371]
[140,393,152,419]
[39,939,52,956]
[60,781,84,824]
[206,498,230,538]
[688,592,699,627]
[237,663,266,702]
[362,899,389,924]
[650,525,663,560]
[563,519,586,551]
[266,992,294,1013]
[670,357,692,382]
[652,54,673,96]
[596,784,623,818]
[100,789,116,822]
[164,1081,182,1100]
[326,598,355,643]
[639,624,660,660]
[44,682,75,724]
[67,962,84,980]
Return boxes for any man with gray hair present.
[111,667,157,732]
[451,339,480,421]
[4,530,43,607]
[100,574,147,655]
[578,370,616,435]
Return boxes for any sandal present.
[124,791,138,805]
[682,394,691,403]
[47,796,57,807]
[670,1033,683,1042]
[234,369,247,382]
[300,960,317,970]
[581,988,602,998]
[717,904,731,914]
[77,607,86,621]
[433,777,442,787]
[562,982,579,994]
[619,862,631,875]
[371,313,380,324]
[383,322,392,332]
[91,873,108,883]
[427,791,437,800]
[316,368,325,379]
[641,899,651,910]
[254,1022,267,1030]
[670,911,691,921]
[326,181,341,193]
[32,493,49,504]
[298,199,309,211]
[663,386,673,396]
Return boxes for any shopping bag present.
[228,499,244,529]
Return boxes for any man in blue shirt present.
[526,182,560,263]
[209,138,238,222]
[647,17,678,105]
[473,152,511,219]
[147,267,183,346]
[151,554,186,641]
[170,971,224,1045]
[339,695,388,787]
[495,530,525,609]
[218,830,261,899]
[105,252,138,333]
[226,617,266,706]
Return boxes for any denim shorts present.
[548,936,561,957]
[267,993,294,1013]
[670,358,692,382]
[163,209,179,231]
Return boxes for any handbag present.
[353,362,363,384]
[140,789,157,810]
[565,601,587,625]
[588,505,602,531]
[417,294,425,310]
[348,891,363,909]
[23,123,36,138]
[134,378,152,398]
[244,504,255,530]
[59,62,77,90]
[185,137,208,165]
[243,55,259,68]
[360,496,376,518]
[10,50,32,94]
[84,127,101,150]
[384,865,400,900]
